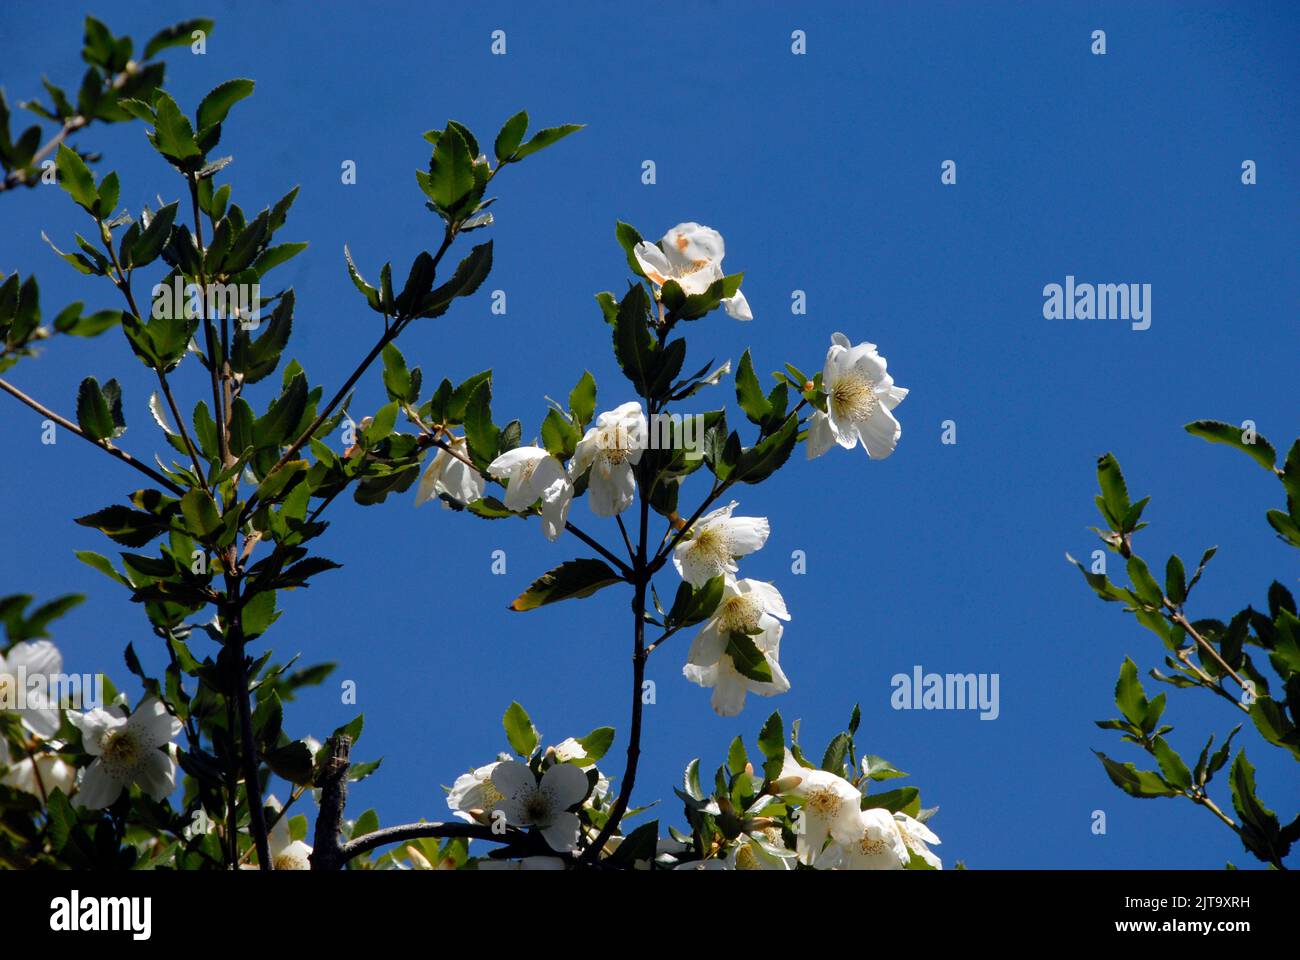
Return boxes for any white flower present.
[254,797,312,870]
[817,808,909,870]
[776,751,864,865]
[587,772,612,809]
[894,811,942,869]
[807,333,908,460]
[570,402,647,517]
[446,761,504,823]
[487,446,573,540]
[67,698,182,809]
[728,829,795,870]
[551,738,586,763]
[490,760,590,854]
[683,578,790,717]
[414,435,484,508]
[0,746,76,799]
[0,640,64,739]
[269,824,312,871]
[633,222,751,320]
[672,501,770,587]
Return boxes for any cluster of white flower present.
[1,640,186,814]
[775,751,941,870]
[413,222,909,722]
[0,641,77,798]
[445,738,610,860]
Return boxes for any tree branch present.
[0,376,185,495]
[311,734,510,869]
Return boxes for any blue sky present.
[2,1,1297,868]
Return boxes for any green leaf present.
[494,110,528,161]
[1165,554,1187,605]
[462,379,499,471]
[604,819,658,867]
[509,559,622,611]
[1095,453,1131,528]
[1248,697,1300,760]
[196,78,253,132]
[254,372,308,449]
[734,349,771,425]
[612,285,655,396]
[576,726,615,765]
[757,711,784,762]
[1114,658,1148,727]
[1126,556,1164,607]
[821,733,851,774]
[613,221,646,278]
[395,251,436,317]
[513,123,583,160]
[343,245,382,311]
[1093,751,1179,798]
[727,736,749,776]
[726,631,772,683]
[418,242,492,318]
[569,370,596,427]
[540,408,580,459]
[180,489,222,538]
[144,19,214,59]
[55,145,97,211]
[265,741,314,787]
[380,342,412,402]
[150,90,201,162]
[130,201,179,268]
[666,575,724,629]
[502,702,539,757]
[426,124,474,210]
[366,401,399,443]
[93,171,119,219]
[252,241,308,277]
[861,755,908,781]
[232,290,293,385]
[1151,737,1191,790]
[1229,750,1283,861]
[241,589,278,638]
[75,377,115,441]
[732,414,798,484]
[74,505,170,547]
[861,786,920,814]
[1185,420,1277,471]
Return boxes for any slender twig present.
[615,514,635,560]
[225,585,272,870]
[565,522,634,580]
[583,465,652,864]
[240,230,457,526]
[0,58,146,193]
[0,376,185,494]
[0,117,86,192]
[103,230,210,488]
[188,175,230,475]
[1190,791,1240,833]
[1168,610,1251,696]
[644,625,681,655]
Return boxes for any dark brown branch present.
[310,734,352,871]
[311,734,508,870]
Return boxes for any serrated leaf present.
[509,559,621,611]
